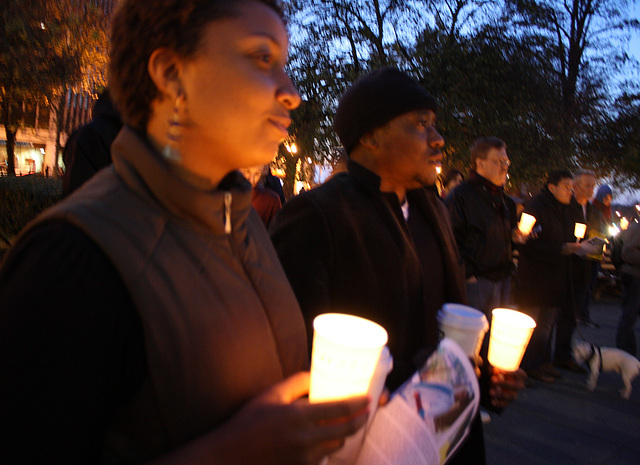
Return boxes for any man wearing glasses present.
[445,137,523,319]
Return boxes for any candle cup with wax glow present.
[309,313,388,402]
[487,308,536,371]
[574,223,587,242]
[518,213,536,235]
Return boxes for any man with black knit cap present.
[270,67,524,464]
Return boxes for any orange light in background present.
[286,142,298,154]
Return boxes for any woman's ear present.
[148,48,183,101]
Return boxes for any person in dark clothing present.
[517,170,582,383]
[445,137,523,318]
[62,90,123,197]
[270,67,525,465]
[0,1,369,464]
[569,170,606,329]
[264,168,286,204]
[593,184,613,223]
[241,165,282,227]
[617,221,640,356]
[553,171,605,374]
[440,168,464,198]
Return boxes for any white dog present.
[573,341,640,400]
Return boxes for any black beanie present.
[334,67,438,154]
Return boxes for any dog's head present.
[572,341,594,363]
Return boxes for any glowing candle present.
[574,223,587,241]
[309,313,388,402]
[621,217,629,231]
[518,213,536,235]
[487,308,536,371]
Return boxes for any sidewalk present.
[484,298,640,465]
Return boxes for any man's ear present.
[359,130,378,150]
[148,48,183,101]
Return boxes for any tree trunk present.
[2,101,18,177]
[53,89,67,179]
[5,127,17,177]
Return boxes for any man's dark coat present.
[516,187,575,308]
[270,160,467,387]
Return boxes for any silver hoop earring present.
[163,95,183,162]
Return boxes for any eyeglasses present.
[489,158,511,169]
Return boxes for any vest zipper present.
[224,191,232,234]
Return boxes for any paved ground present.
[484,298,640,465]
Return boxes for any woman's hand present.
[150,372,369,465]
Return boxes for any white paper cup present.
[574,222,586,240]
[437,304,489,358]
[518,213,536,235]
[487,308,536,371]
[309,313,388,402]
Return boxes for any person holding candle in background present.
[569,171,606,329]
[445,136,525,320]
[549,170,606,375]
[271,67,525,465]
[0,1,370,463]
[516,170,583,383]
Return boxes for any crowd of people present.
[441,156,639,385]
[0,0,636,464]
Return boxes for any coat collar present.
[469,170,504,195]
[111,126,253,235]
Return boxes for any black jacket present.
[62,91,122,197]
[569,197,606,292]
[270,160,467,388]
[445,172,517,281]
[516,188,575,308]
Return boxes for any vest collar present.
[111,127,252,235]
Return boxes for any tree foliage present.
[584,93,640,188]
[0,0,108,176]
[411,21,564,189]
[284,0,419,171]
[284,0,639,192]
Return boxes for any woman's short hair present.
[109,0,283,132]
[469,136,506,170]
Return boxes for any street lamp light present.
[286,142,298,154]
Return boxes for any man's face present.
[373,109,444,189]
[549,178,573,205]
[573,174,596,203]
[476,147,510,187]
[603,194,612,207]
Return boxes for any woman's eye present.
[255,53,273,65]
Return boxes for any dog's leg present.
[620,375,632,399]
